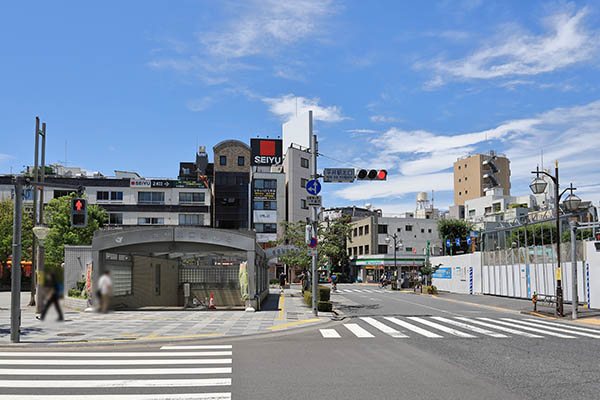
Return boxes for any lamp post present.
[385,234,403,286]
[530,162,581,317]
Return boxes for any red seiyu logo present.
[260,140,276,156]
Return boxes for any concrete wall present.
[431,253,481,294]
[64,245,92,292]
[583,242,600,309]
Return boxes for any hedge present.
[318,301,332,312]
[304,287,332,312]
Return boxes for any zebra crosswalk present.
[319,316,600,340]
[0,344,233,399]
[332,287,394,294]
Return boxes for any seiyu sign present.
[251,139,283,166]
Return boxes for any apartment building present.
[454,151,511,206]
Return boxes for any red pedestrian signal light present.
[357,169,387,181]
[71,198,88,227]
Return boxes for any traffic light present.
[71,198,88,227]
[356,169,387,180]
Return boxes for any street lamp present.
[385,234,403,284]
[530,163,580,316]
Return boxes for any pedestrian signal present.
[71,198,88,227]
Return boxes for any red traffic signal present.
[357,169,387,181]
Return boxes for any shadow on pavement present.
[260,293,281,311]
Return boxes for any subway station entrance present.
[91,227,268,310]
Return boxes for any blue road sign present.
[306,179,321,195]
[455,238,460,246]
[446,239,451,247]
[466,236,472,245]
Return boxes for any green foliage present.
[44,194,107,265]
[507,223,558,248]
[320,215,353,274]
[303,291,312,307]
[68,287,88,299]
[277,220,326,271]
[44,262,64,284]
[562,228,593,242]
[423,285,438,295]
[318,285,330,302]
[0,198,34,267]
[318,301,332,312]
[303,285,331,306]
[269,278,280,285]
[76,279,86,291]
[438,219,474,253]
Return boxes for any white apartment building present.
[283,144,312,224]
[464,188,534,224]
[251,166,286,243]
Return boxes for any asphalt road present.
[1,285,599,400]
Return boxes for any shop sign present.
[253,188,276,201]
[251,138,283,166]
[130,179,151,187]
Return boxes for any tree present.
[320,215,353,276]
[0,198,34,269]
[44,194,107,265]
[437,219,474,254]
[277,220,326,273]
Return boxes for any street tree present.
[44,194,107,265]
[319,215,353,276]
[437,219,474,254]
[277,220,326,273]
[0,198,34,285]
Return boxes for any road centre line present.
[0,367,232,375]
[0,352,232,358]
[0,359,232,366]
[0,378,232,388]
[0,395,232,400]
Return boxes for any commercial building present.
[212,140,251,229]
[322,205,381,222]
[454,151,511,206]
[464,188,534,225]
[283,144,312,224]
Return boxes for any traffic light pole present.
[11,177,23,343]
[35,122,47,315]
[310,111,318,317]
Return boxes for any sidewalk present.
[0,287,335,346]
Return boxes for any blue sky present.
[1,1,599,214]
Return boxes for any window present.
[405,247,413,252]
[254,201,276,210]
[428,229,432,233]
[220,197,240,206]
[301,199,308,209]
[219,155,227,165]
[182,167,190,174]
[465,190,468,194]
[359,246,363,255]
[378,225,388,234]
[255,223,277,233]
[493,202,502,212]
[108,213,123,225]
[378,244,388,254]
[353,247,357,256]
[237,156,245,166]
[365,225,369,234]
[137,217,164,225]
[301,178,308,188]
[459,192,462,196]
[421,228,425,233]
[365,245,369,254]
[254,179,277,189]
[458,166,461,170]
[300,157,309,168]
[353,228,358,237]
[97,191,109,201]
[469,209,476,216]
[155,264,161,296]
[138,192,164,204]
[485,206,492,214]
[53,190,70,198]
[179,214,203,226]
[359,226,363,236]
[111,191,123,201]
[464,163,467,168]
[464,177,468,181]
[458,179,461,183]
[179,192,205,204]
[397,227,402,232]
[405,225,413,231]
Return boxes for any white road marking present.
[524,318,600,334]
[0,367,232,375]
[359,317,408,338]
[344,323,375,338]
[0,378,232,388]
[160,345,232,350]
[407,317,475,338]
[0,359,232,366]
[501,318,600,339]
[478,318,575,338]
[0,395,231,400]
[320,329,341,338]
[455,317,542,338]
[383,317,443,338]
[431,317,508,338]
[0,352,232,357]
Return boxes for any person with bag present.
[37,271,64,321]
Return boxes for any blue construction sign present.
[455,238,460,246]
[446,239,451,247]
[306,179,321,195]
[466,236,472,245]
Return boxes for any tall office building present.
[453,151,511,206]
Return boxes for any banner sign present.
[129,179,151,187]
[432,267,452,279]
[253,188,276,201]
[251,139,283,166]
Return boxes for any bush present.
[318,285,330,302]
[68,288,80,298]
[318,301,332,312]
[423,285,438,295]
[304,291,312,307]
[76,279,86,291]
[270,278,280,285]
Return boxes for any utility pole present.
[570,220,578,319]
[29,117,39,308]
[36,122,47,314]
[310,111,318,316]
[11,176,24,343]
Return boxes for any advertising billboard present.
[253,187,276,201]
[250,139,283,166]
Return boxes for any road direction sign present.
[308,237,318,248]
[455,238,461,246]
[446,239,451,247]
[323,168,355,183]
[306,179,321,195]
[307,195,322,207]
[466,236,472,245]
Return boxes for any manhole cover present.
[56,332,85,337]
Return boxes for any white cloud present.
[262,94,347,122]
[0,154,14,162]
[345,129,377,134]
[370,115,402,123]
[199,0,336,59]
[186,97,213,112]
[421,7,598,85]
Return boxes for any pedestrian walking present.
[38,271,64,321]
[279,271,287,293]
[98,270,112,313]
